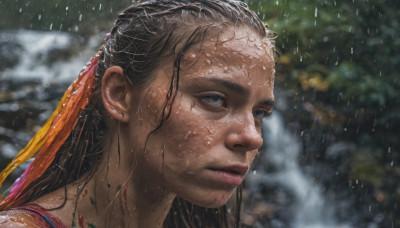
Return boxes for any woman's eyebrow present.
[192,77,249,95]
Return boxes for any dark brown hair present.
[7,0,273,227]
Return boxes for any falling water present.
[247,113,351,228]
[1,30,102,83]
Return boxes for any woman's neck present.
[33,134,176,228]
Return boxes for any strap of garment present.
[13,204,67,228]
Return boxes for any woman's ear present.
[102,66,131,122]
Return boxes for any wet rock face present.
[0,79,68,188]
[0,41,22,71]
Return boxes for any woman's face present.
[125,26,275,208]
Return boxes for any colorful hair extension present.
[0,52,100,210]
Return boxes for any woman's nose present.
[225,114,263,152]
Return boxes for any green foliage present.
[0,0,132,34]
[246,0,400,225]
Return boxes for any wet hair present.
[3,0,273,227]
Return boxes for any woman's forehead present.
[183,26,274,64]
[177,27,275,96]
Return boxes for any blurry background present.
[0,0,399,227]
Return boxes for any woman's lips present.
[208,165,248,186]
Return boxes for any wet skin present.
[125,26,275,208]
[0,26,275,228]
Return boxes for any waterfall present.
[1,30,102,83]
[247,113,351,228]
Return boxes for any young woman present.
[0,0,275,227]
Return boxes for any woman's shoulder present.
[0,209,42,228]
[0,204,68,228]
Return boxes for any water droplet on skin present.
[254,43,263,49]
[207,141,211,145]
[208,69,213,74]
[191,53,196,58]
[223,66,228,73]
[206,59,211,64]
[262,66,266,70]
[249,36,256,42]
[184,131,192,140]
[205,53,211,57]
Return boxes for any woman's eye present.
[253,110,270,122]
[200,95,226,107]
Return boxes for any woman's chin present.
[182,190,235,208]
